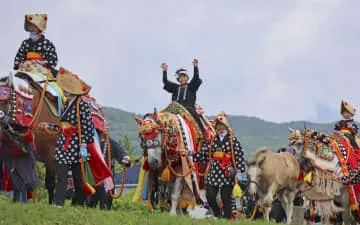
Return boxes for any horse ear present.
[152,108,158,120]
[256,154,266,168]
[134,116,143,125]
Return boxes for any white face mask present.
[29,32,39,41]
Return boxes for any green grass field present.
[0,191,277,225]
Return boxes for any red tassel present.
[143,160,150,171]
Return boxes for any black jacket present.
[100,137,129,174]
[162,67,202,108]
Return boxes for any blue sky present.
[1,0,359,123]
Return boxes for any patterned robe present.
[14,36,58,74]
[55,97,94,165]
[334,119,359,148]
[194,134,246,188]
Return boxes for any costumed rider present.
[53,68,112,207]
[88,122,131,210]
[161,59,209,140]
[14,14,58,77]
[334,100,360,150]
[194,112,246,219]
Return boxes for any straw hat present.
[340,100,356,116]
[56,67,91,95]
[25,14,47,32]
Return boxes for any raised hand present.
[193,59,199,67]
[161,63,168,71]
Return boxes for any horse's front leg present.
[169,177,183,216]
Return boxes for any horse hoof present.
[169,211,177,216]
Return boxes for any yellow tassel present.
[160,166,171,183]
[232,183,242,198]
[304,171,313,184]
[133,158,147,202]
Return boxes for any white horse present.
[135,109,200,216]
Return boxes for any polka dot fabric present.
[55,98,94,165]
[14,36,58,71]
[194,134,246,188]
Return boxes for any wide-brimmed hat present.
[340,100,356,116]
[24,14,47,32]
[56,67,91,95]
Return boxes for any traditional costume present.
[162,65,207,138]
[53,68,112,207]
[14,14,58,76]
[194,112,246,219]
[0,132,39,203]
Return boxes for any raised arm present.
[162,63,178,93]
[189,59,202,91]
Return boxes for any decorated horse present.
[288,128,357,225]
[134,102,215,215]
[0,66,65,204]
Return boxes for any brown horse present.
[0,72,60,204]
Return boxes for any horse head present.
[247,147,268,195]
[288,128,307,158]
[134,108,163,169]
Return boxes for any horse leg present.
[263,183,277,221]
[169,177,183,216]
[45,167,56,205]
[285,191,296,224]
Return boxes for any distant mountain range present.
[103,106,337,160]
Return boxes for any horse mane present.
[248,147,270,166]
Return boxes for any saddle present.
[160,102,215,140]
[14,70,65,118]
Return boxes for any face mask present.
[218,129,228,137]
[29,32,38,41]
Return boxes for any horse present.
[0,71,61,204]
[134,104,208,216]
[247,147,300,224]
[288,128,356,225]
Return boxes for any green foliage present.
[0,192,276,225]
[104,106,336,159]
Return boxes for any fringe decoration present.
[314,200,344,217]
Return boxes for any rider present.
[194,112,246,219]
[161,59,208,139]
[88,124,131,210]
[14,14,58,77]
[334,100,360,149]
